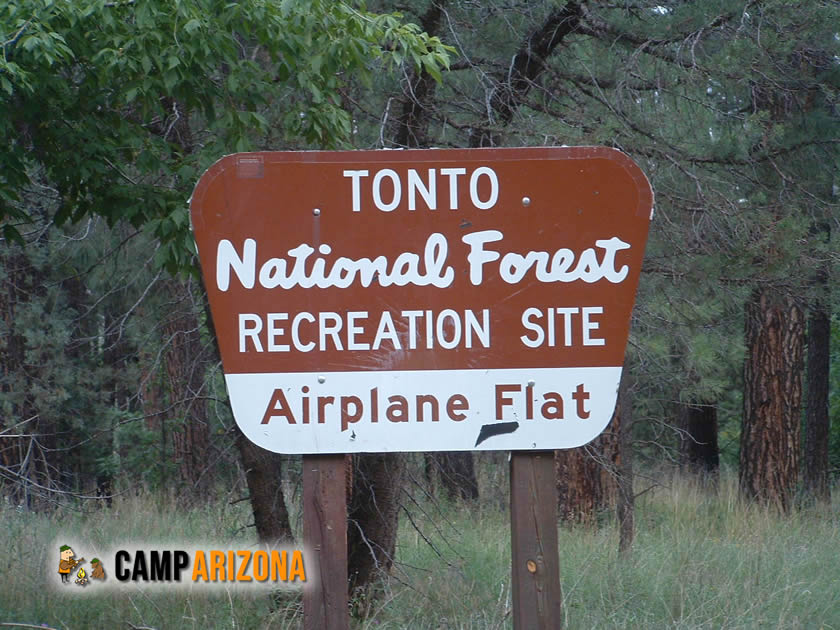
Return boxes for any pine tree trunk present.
[0,249,29,506]
[678,402,720,487]
[803,294,830,503]
[347,453,405,597]
[432,452,479,501]
[163,279,211,495]
[739,288,805,511]
[64,270,108,500]
[555,400,621,525]
[555,447,602,524]
[0,248,52,509]
[235,430,292,543]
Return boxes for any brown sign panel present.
[190,147,652,454]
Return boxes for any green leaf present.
[163,69,178,92]
[310,82,322,103]
[310,54,323,74]
[251,112,268,130]
[234,135,249,152]
[0,0,456,274]
[20,35,38,52]
[2,224,25,246]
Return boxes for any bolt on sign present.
[190,147,653,454]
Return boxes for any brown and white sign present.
[190,147,652,454]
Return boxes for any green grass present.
[2,471,840,629]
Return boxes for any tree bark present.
[555,394,621,525]
[0,247,52,509]
[739,288,805,512]
[678,401,720,487]
[0,249,32,507]
[163,278,211,496]
[555,446,602,524]
[803,289,830,503]
[431,452,479,501]
[235,430,292,543]
[347,453,405,599]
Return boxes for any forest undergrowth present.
[1,468,838,629]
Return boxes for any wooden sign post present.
[511,451,562,628]
[190,147,652,629]
[302,454,348,630]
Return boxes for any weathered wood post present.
[303,454,349,630]
[511,451,562,628]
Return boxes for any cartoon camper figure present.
[90,558,106,580]
[58,545,84,584]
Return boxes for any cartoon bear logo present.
[90,557,106,580]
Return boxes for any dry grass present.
[1,470,839,629]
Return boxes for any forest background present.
[1,0,838,628]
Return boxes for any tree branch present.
[1,19,32,52]
[393,1,448,148]
[577,4,738,71]
[489,2,583,127]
